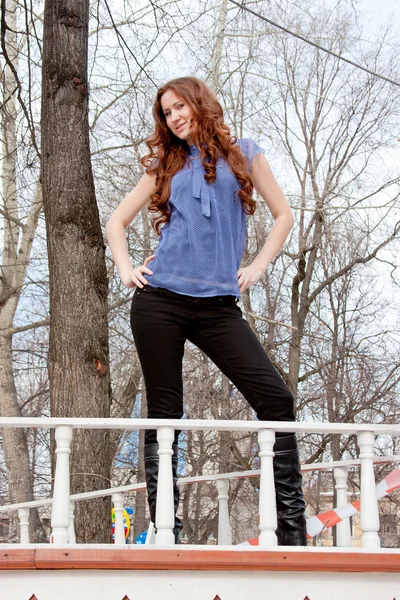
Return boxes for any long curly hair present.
[141,77,256,235]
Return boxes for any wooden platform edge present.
[0,549,36,570]
[1,548,400,573]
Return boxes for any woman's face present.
[161,89,195,145]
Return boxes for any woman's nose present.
[171,111,180,122]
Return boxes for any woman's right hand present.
[121,254,156,289]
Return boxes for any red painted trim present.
[0,549,36,569]
[1,548,400,573]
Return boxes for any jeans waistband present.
[136,285,239,306]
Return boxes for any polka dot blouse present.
[146,138,264,297]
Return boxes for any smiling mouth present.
[175,123,186,132]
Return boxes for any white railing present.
[0,468,260,544]
[3,458,399,547]
[1,417,400,549]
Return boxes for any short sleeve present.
[237,138,265,169]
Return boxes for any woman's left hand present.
[237,264,265,293]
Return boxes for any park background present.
[0,0,400,547]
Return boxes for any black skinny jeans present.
[130,285,295,446]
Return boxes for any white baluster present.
[358,431,380,549]
[216,478,232,545]
[155,426,175,546]
[334,466,352,547]
[144,521,155,545]
[68,500,76,544]
[258,429,277,547]
[112,492,125,545]
[51,425,73,545]
[18,507,30,544]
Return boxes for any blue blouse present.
[146,138,264,297]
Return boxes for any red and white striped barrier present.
[240,466,400,545]
[306,500,361,539]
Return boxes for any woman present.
[106,76,306,546]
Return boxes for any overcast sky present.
[333,0,400,34]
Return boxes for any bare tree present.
[0,0,46,542]
[2,0,399,546]
[41,0,112,543]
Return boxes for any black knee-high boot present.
[144,443,183,544]
[273,434,307,545]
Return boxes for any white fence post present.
[68,500,76,544]
[258,429,277,547]
[358,430,380,549]
[155,426,175,546]
[18,507,30,544]
[112,492,125,545]
[334,466,352,547]
[144,521,155,545]
[216,478,232,545]
[51,425,73,545]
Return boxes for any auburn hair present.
[140,76,257,235]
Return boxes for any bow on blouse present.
[189,147,214,218]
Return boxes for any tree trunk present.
[0,336,46,542]
[41,0,111,543]
[209,0,228,94]
[133,390,147,541]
